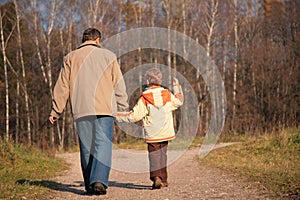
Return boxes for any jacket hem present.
[145,135,176,143]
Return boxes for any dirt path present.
[48,145,278,200]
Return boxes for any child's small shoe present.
[161,181,168,187]
[152,176,162,189]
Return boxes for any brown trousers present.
[147,141,168,182]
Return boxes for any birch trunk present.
[66,9,76,149]
[32,0,47,84]
[57,27,65,151]
[182,0,186,57]
[222,35,229,126]
[163,0,172,87]
[138,0,142,94]
[14,0,32,145]
[87,0,108,27]
[150,0,157,65]
[0,11,9,141]
[232,0,238,130]
[16,79,20,143]
[46,0,58,146]
[203,0,219,133]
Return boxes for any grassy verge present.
[114,138,147,150]
[0,141,68,200]
[113,136,204,150]
[200,128,300,197]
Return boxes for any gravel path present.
[48,145,278,200]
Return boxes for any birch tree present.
[32,0,47,84]
[162,0,172,87]
[200,0,221,132]
[82,0,111,30]
[55,1,77,150]
[13,0,32,144]
[46,0,60,146]
[0,10,12,141]
[232,0,239,130]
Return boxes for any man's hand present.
[49,116,57,124]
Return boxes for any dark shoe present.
[84,185,94,195]
[84,189,94,196]
[93,182,107,195]
[152,176,162,189]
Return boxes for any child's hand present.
[116,112,131,123]
[173,78,179,85]
[173,78,181,94]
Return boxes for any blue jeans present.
[75,115,114,191]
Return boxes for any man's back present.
[51,43,128,120]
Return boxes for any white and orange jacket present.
[116,85,183,143]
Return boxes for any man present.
[49,28,128,195]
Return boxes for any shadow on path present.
[17,179,85,195]
[16,179,152,196]
[109,181,152,190]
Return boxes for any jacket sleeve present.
[50,55,71,119]
[111,59,129,112]
[170,79,184,110]
[116,97,148,123]
[170,92,184,111]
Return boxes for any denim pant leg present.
[89,116,114,188]
[76,117,94,191]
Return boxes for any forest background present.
[0,0,299,150]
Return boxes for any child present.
[116,68,184,189]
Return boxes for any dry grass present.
[0,141,67,199]
[201,128,300,197]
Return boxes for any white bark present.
[87,0,108,27]
[232,0,239,129]
[222,35,229,122]
[56,27,65,151]
[16,79,19,143]
[46,0,56,99]
[14,0,32,145]
[47,0,59,146]
[32,0,48,84]
[138,0,142,92]
[204,0,219,57]
[150,0,157,65]
[202,0,220,133]
[182,0,186,57]
[0,10,10,142]
[163,0,172,87]
[56,2,77,150]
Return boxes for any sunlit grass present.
[0,141,67,199]
[200,128,300,196]
[113,137,147,150]
[113,136,205,150]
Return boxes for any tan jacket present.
[50,42,128,120]
[116,86,183,143]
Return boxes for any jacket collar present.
[77,41,100,49]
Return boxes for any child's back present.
[116,68,184,189]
